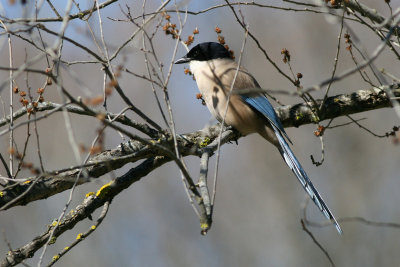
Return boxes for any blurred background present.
[0,0,399,266]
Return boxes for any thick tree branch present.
[343,0,398,33]
[0,156,168,267]
[0,102,160,138]
[0,125,238,210]
[0,88,397,211]
[278,88,397,127]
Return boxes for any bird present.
[175,42,341,234]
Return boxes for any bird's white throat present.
[189,58,234,75]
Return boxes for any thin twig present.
[0,175,43,211]
[300,220,336,267]
[319,8,346,111]
[310,135,325,167]
[211,21,249,206]
[130,2,359,23]
[346,115,386,137]
[166,2,200,218]
[46,201,110,267]
[0,20,14,177]
[139,4,169,128]
[198,150,212,234]
[224,0,296,85]
[303,197,400,229]
[0,153,12,179]
[109,0,171,61]
[37,1,79,265]
[1,0,118,23]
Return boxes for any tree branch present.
[1,0,118,23]
[278,87,397,127]
[0,125,238,210]
[0,87,397,211]
[0,157,167,267]
[343,0,399,34]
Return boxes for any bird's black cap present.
[174,42,231,64]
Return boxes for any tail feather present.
[239,94,341,233]
[271,124,342,234]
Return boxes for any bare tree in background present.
[0,0,399,266]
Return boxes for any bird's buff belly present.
[201,90,263,135]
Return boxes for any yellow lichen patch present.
[91,225,96,230]
[85,192,95,198]
[51,220,58,227]
[200,223,209,230]
[23,180,31,184]
[52,255,60,261]
[76,233,83,240]
[311,114,319,123]
[295,112,304,121]
[150,138,162,145]
[199,137,211,148]
[48,236,57,245]
[96,181,113,199]
[64,246,70,250]
[0,191,3,197]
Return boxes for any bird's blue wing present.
[240,95,292,144]
[241,94,342,233]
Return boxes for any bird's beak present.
[174,56,190,64]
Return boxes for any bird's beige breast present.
[189,59,266,135]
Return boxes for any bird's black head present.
[174,42,231,64]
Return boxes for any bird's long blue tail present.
[271,123,342,234]
[241,95,341,233]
